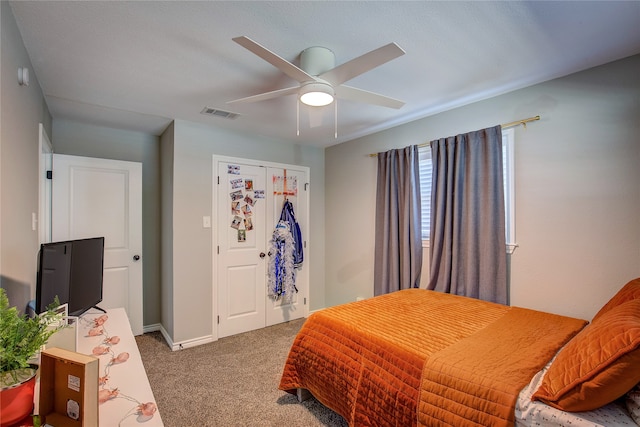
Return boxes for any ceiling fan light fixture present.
[299,82,334,107]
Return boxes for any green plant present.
[0,288,64,386]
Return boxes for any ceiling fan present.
[228,36,406,110]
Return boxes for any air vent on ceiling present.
[200,107,239,120]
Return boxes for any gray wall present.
[52,119,162,327]
[164,119,325,344]
[325,54,640,321]
[0,2,53,311]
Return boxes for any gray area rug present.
[136,319,348,427]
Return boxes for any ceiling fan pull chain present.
[334,100,338,139]
[296,98,300,136]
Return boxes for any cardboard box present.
[39,347,99,427]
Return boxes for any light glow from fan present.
[299,82,334,107]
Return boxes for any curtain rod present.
[368,115,540,157]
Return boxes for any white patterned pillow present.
[626,384,640,425]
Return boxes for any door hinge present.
[304,297,307,305]
[217,315,220,324]
[305,183,309,191]
[217,176,220,185]
[217,246,219,255]
[304,241,306,248]
[46,170,52,180]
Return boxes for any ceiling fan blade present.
[233,36,316,84]
[227,86,299,105]
[319,42,405,86]
[335,85,405,109]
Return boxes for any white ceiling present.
[9,1,640,148]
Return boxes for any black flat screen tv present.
[35,237,105,316]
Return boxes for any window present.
[418,147,433,241]
[419,128,516,253]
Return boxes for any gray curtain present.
[374,145,422,295]
[427,125,507,304]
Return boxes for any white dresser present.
[74,307,164,427]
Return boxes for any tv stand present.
[92,305,106,313]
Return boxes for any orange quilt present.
[279,289,587,426]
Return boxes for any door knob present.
[259,252,266,258]
[133,255,140,261]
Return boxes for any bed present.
[279,278,640,426]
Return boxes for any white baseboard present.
[142,323,162,334]
[146,316,316,351]
[158,324,216,351]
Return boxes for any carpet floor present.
[136,319,348,427]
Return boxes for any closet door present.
[216,162,267,338]
[265,167,308,327]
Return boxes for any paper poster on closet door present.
[226,165,264,244]
[272,174,297,198]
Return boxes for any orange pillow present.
[532,298,640,412]
[592,277,640,322]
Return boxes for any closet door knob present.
[259,252,266,259]
[133,255,140,261]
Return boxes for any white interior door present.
[52,154,143,335]
[216,161,267,338]
[215,157,309,339]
